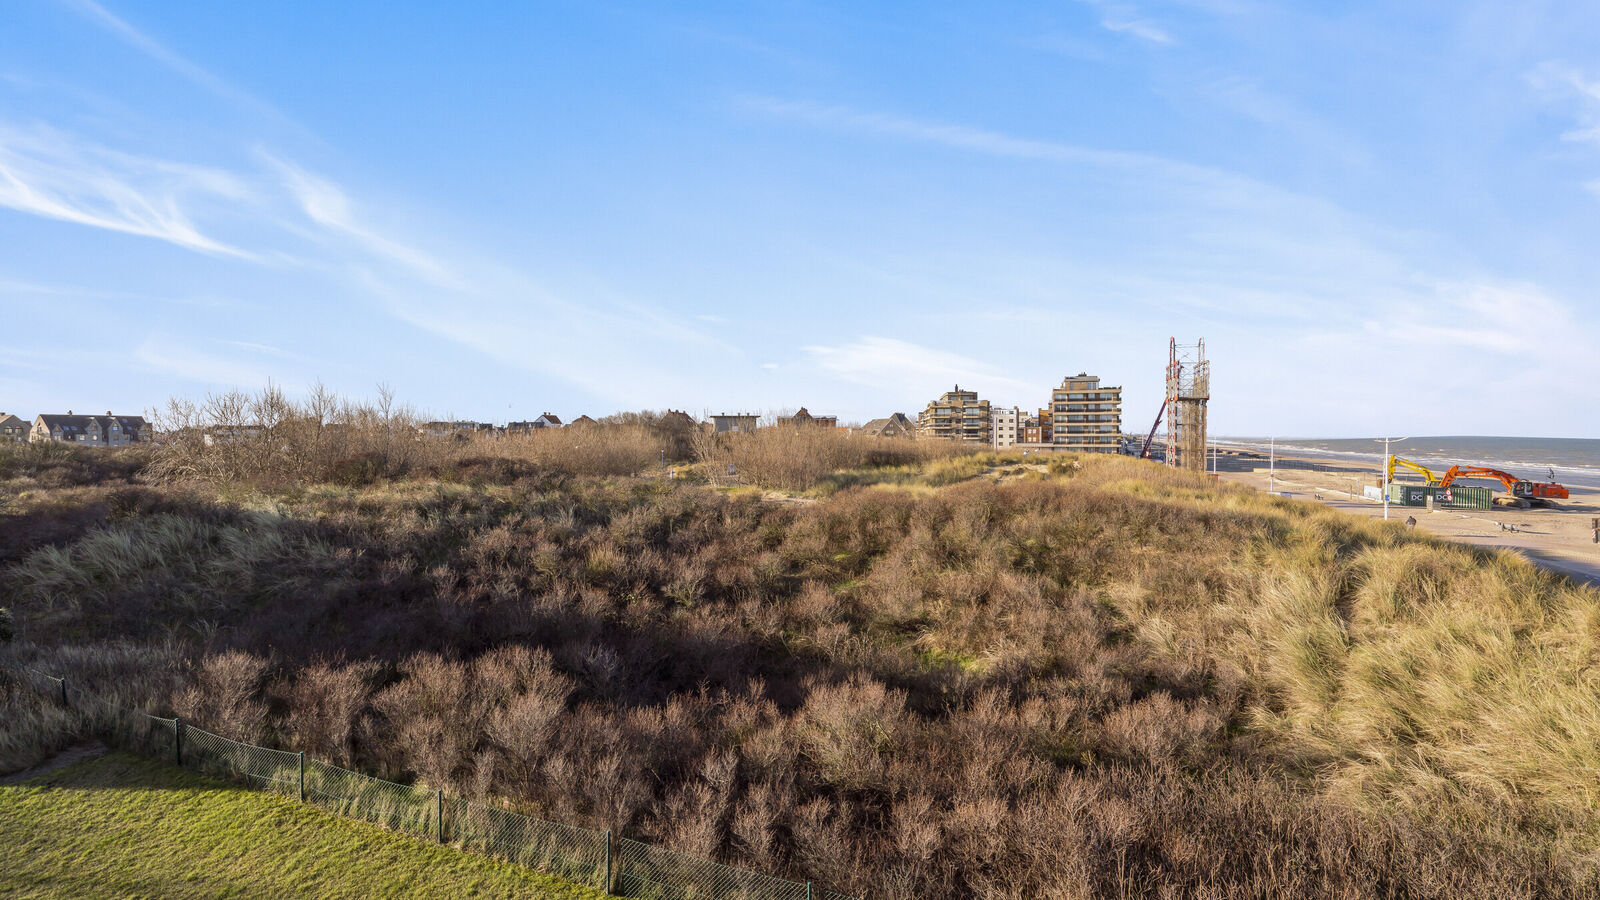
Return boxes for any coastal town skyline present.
[4,2,1599,437]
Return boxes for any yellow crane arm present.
[1387,455,1439,485]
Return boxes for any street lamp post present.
[1374,436,1409,521]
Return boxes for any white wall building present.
[992,406,1022,449]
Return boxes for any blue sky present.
[3,1,1598,436]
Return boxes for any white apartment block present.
[991,406,1022,449]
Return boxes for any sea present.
[1213,436,1600,492]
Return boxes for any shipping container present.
[1386,483,1492,510]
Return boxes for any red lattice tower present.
[1164,338,1209,472]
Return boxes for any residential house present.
[917,386,991,443]
[32,411,148,447]
[776,407,839,429]
[568,415,597,427]
[858,413,916,438]
[506,413,563,434]
[418,421,495,439]
[711,413,760,434]
[0,413,26,443]
[203,425,263,446]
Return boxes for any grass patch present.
[0,752,605,899]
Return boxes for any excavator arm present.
[1438,465,1569,502]
[1386,455,1440,485]
[1437,465,1518,492]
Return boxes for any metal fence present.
[10,668,859,900]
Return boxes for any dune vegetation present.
[4,394,1600,898]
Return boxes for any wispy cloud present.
[740,96,1116,165]
[1363,280,1580,357]
[220,339,306,360]
[264,155,460,288]
[1196,74,1369,166]
[1079,0,1175,44]
[738,95,1251,191]
[1528,62,1600,199]
[1099,17,1174,44]
[53,0,292,127]
[134,332,291,389]
[0,123,256,257]
[804,336,1039,403]
[1541,66,1600,145]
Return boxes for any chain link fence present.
[616,837,812,899]
[447,795,608,887]
[304,758,439,840]
[7,666,861,900]
[183,724,302,797]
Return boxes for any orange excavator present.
[1436,464,1569,509]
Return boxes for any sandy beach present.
[1209,448,1600,586]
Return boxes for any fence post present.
[298,752,305,802]
[60,677,68,707]
[436,790,443,844]
[807,882,813,900]
[604,830,612,895]
[174,717,182,767]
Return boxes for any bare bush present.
[172,649,272,742]
[282,660,379,767]
[10,450,1600,897]
[148,382,424,485]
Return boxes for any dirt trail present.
[0,743,107,785]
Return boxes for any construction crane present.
[1138,399,1166,459]
[1386,455,1440,485]
[1436,464,1569,508]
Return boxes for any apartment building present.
[991,406,1022,449]
[1020,408,1051,444]
[918,385,991,443]
[1049,374,1122,452]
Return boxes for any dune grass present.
[0,752,604,900]
[8,443,1600,896]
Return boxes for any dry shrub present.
[698,426,979,491]
[146,383,679,486]
[148,383,425,486]
[172,649,272,742]
[797,674,907,791]
[0,639,187,775]
[0,440,150,487]
[477,424,661,477]
[282,660,379,767]
[13,451,1600,897]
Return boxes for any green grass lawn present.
[0,752,607,899]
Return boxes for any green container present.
[1386,483,1492,510]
